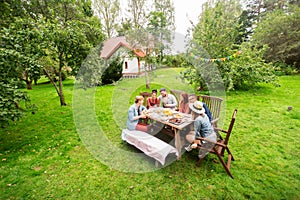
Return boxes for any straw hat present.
[189,101,205,114]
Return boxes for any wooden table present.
[145,107,193,159]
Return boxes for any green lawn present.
[1,69,299,199]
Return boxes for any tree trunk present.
[26,80,33,90]
[58,67,67,106]
[145,62,151,89]
[43,67,66,106]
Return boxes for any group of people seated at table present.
[126,88,217,159]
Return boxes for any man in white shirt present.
[158,88,178,110]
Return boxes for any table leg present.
[174,129,181,160]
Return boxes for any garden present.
[1,68,299,199]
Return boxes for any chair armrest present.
[214,127,228,134]
[195,137,226,148]
[211,118,219,124]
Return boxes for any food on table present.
[168,118,182,124]
[175,114,182,118]
[163,109,173,116]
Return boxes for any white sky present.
[173,0,207,35]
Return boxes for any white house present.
[100,36,146,78]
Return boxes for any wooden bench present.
[122,129,178,165]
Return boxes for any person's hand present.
[140,114,146,119]
[191,143,198,148]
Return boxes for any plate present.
[168,118,183,125]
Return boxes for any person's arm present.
[193,119,201,139]
[203,103,213,122]
[166,94,177,108]
[179,102,183,112]
[128,107,136,122]
[156,98,160,107]
[158,95,163,107]
[185,103,190,114]
[128,106,145,122]
[147,98,151,108]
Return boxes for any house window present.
[125,61,128,69]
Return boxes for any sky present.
[118,0,208,53]
[173,0,207,35]
[119,0,207,35]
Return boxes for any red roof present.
[100,36,146,59]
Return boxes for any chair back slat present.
[140,92,152,106]
[201,95,223,123]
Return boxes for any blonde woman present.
[126,96,148,132]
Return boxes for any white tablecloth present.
[122,129,178,165]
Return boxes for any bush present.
[273,62,298,76]
[101,56,123,85]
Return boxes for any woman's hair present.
[135,96,144,103]
[181,92,189,104]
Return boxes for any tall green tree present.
[153,0,175,32]
[92,0,120,38]
[1,0,105,106]
[28,0,105,106]
[1,18,44,90]
[147,0,175,60]
[251,5,300,69]
[183,0,277,90]
[127,0,148,28]
[192,0,242,58]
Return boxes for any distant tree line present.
[1,0,299,124]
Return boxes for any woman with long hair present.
[179,92,190,114]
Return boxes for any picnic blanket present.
[122,129,178,165]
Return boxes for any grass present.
[0,69,300,199]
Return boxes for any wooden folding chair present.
[196,109,237,179]
[201,95,223,128]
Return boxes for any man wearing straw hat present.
[185,101,217,158]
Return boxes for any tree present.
[2,0,104,105]
[183,0,277,90]
[126,29,157,89]
[251,5,300,69]
[117,18,133,36]
[24,0,105,106]
[0,81,33,126]
[92,0,120,38]
[127,0,148,29]
[146,0,175,60]
[1,18,44,90]
[42,17,104,106]
[192,0,242,58]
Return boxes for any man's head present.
[188,94,197,103]
[160,88,167,97]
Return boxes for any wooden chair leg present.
[197,157,205,167]
[225,147,235,161]
[215,150,234,179]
